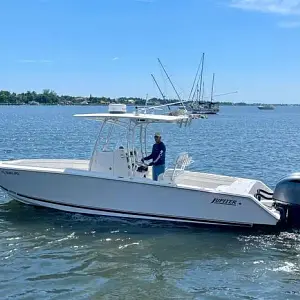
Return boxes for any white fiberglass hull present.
[0,160,280,228]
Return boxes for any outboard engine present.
[273,173,300,228]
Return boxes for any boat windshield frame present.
[74,112,192,175]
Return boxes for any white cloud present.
[112,57,119,61]
[17,59,53,63]
[230,0,300,15]
[17,60,36,63]
[278,20,300,27]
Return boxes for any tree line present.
[1,89,280,106]
[0,90,179,106]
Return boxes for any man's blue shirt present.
[144,142,166,166]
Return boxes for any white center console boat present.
[1,104,299,230]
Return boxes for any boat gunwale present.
[0,160,281,220]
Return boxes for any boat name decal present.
[211,198,237,206]
[1,170,20,176]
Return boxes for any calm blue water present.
[1,105,300,299]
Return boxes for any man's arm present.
[143,145,154,161]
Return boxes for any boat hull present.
[258,106,274,110]
[0,164,280,228]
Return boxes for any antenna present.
[143,93,149,111]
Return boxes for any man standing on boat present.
[142,132,166,181]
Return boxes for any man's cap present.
[154,132,161,137]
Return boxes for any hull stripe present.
[0,185,253,227]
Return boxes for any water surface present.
[1,105,300,299]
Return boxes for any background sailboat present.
[186,53,237,115]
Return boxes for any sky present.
[0,0,299,104]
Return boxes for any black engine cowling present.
[273,173,300,228]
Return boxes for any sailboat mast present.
[210,73,215,103]
[198,53,205,104]
[195,83,198,103]
[157,58,185,109]
[188,52,204,102]
[191,53,205,103]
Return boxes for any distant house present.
[28,101,40,105]
[73,97,86,103]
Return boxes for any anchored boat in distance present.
[258,104,275,110]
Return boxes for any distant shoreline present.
[0,103,298,107]
[0,90,297,106]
